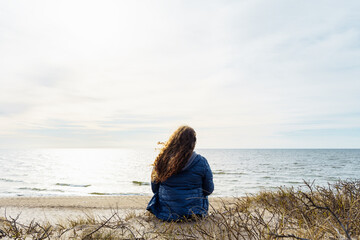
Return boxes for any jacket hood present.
[182,151,198,171]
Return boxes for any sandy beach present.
[0,196,150,224]
[0,196,228,224]
[1,183,358,239]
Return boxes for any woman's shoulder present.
[194,152,209,163]
[186,152,210,170]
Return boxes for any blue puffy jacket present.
[146,152,214,221]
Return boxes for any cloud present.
[0,0,360,148]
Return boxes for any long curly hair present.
[152,126,197,183]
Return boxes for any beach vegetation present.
[0,179,359,239]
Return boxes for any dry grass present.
[1,180,359,239]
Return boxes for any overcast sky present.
[1,0,360,148]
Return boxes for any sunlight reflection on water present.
[0,149,359,197]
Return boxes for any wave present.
[89,192,123,196]
[132,181,150,186]
[55,183,91,187]
[0,178,23,183]
[213,171,245,175]
[89,192,145,196]
[18,187,47,191]
[18,187,65,192]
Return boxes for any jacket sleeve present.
[150,167,160,193]
[151,181,160,193]
[202,158,214,196]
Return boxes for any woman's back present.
[146,126,214,221]
[147,152,213,221]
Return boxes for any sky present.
[0,0,360,149]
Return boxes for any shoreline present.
[0,195,152,209]
[0,196,234,224]
[0,196,151,224]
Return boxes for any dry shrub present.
[249,179,360,239]
[0,180,359,239]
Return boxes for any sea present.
[0,149,359,197]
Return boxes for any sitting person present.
[146,125,214,221]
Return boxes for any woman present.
[146,126,214,221]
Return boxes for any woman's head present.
[167,125,196,151]
[152,126,196,182]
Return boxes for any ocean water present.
[0,149,359,197]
